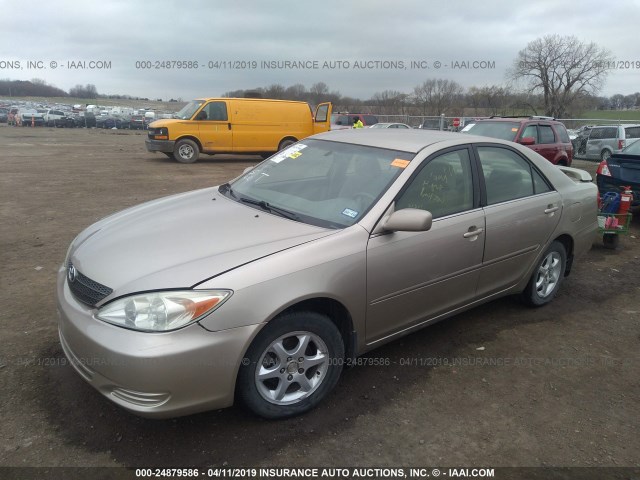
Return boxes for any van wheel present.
[278,138,296,151]
[174,139,199,163]
[522,241,566,307]
[236,311,344,419]
[601,149,611,161]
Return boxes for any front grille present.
[67,261,113,307]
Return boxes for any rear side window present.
[539,125,556,144]
[477,147,535,205]
[555,124,571,143]
[624,126,640,139]
[591,127,618,139]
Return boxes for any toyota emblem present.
[68,264,77,283]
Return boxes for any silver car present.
[57,129,597,419]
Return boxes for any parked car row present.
[3,110,153,129]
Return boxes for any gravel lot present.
[0,125,638,472]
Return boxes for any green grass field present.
[579,110,640,121]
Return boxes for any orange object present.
[618,186,633,215]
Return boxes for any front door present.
[365,147,484,344]
[196,101,233,152]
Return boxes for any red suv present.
[463,116,573,166]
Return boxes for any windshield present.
[173,100,204,120]
[464,121,521,141]
[223,139,414,228]
[622,140,640,155]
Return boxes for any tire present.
[522,241,566,307]
[601,149,611,161]
[278,138,296,151]
[603,233,619,250]
[236,311,344,419]
[173,139,199,163]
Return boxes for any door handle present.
[463,227,484,238]
[544,206,559,214]
[228,122,231,130]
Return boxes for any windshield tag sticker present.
[511,128,518,132]
[271,144,307,163]
[391,159,410,168]
[341,208,358,218]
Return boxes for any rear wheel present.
[522,241,566,307]
[278,138,296,151]
[601,149,611,161]
[173,139,199,163]
[236,311,344,419]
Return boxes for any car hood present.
[69,187,336,302]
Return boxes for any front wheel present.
[236,311,344,419]
[173,139,200,163]
[522,241,566,307]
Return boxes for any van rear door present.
[313,103,332,134]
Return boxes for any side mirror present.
[243,166,254,174]
[383,208,433,232]
[519,136,536,145]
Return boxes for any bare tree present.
[467,85,511,116]
[370,90,409,114]
[510,35,614,118]
[412,79,463,115]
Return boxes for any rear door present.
[474,145,562,297]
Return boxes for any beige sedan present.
[57,129,598,419]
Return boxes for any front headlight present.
[95,290,231,332]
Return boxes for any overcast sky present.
[1,0,639,100]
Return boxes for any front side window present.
[477,147,535,205]
[225,139,414,228]
[396,149,474,219]
[202,102,228,121]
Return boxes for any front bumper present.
[145,138,175,153]
[56,267,261,418]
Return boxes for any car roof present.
[312,128,492,153]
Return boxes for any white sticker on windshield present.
[270,144,308,163]
[341,208,358,218]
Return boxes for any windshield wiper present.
[219,182,237,198]
[239,197,300,221]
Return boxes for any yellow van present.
[146,98,332,163]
